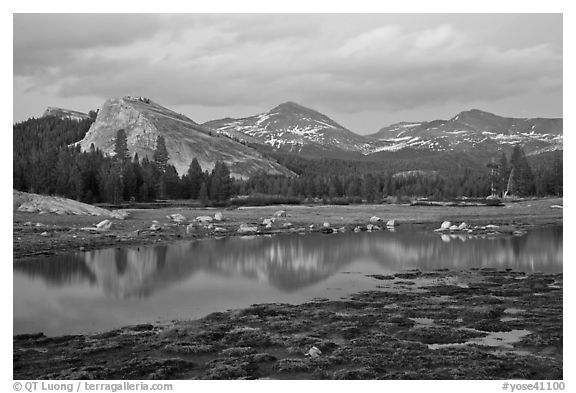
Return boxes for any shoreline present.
[13,199,563,379]
[13,198,562,261]
[13,268,563,380]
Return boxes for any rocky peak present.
[77,96,294,179]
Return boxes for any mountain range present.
[44,97,562,177]
[204,104,563,159]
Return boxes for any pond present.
[14,225,562,336]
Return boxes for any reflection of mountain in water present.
[14,227,562,298]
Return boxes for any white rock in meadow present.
[196,216,213,223]
[169,213,186,223]
[305,346,322,358]
[238,223,258,234]
[274,210,287,217]
[449,225,459,230]
[214,212,223,221]
[386,219,397,227]
[323,222,331,228]
[96,219,112,230]
[457,222,468,230]
[370,216,382,223]
[440,221,451,230]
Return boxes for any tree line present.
[13,116,562,205]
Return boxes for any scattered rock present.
[304,346,322,358]
[238,224,258,234]
[441,221,451,230]
[274,210,287,217]
[96,219,112,230]
[386,219,397,227]
[369,216,382,223]
[354,226,362,232]
[214,227,227,233]
[149,223,161,231]
[457,222,468,230]
[196,216,213,223]
[262,218,274,226]
[449,225,459,231]
[366,224,380,231]
[323,222,331,228]
[40,231,49,237]
[168,214,186,223]
[186,224,195,235]
[214,212,224,221]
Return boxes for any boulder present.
[96,219,112,230]
[214,227,227,233]
[262,218,274,226]
[149,223,161,231]
[274,210,287,217]
[449,225,459,231]
[370,216,382,223]
[457,222,468,230]
[305,346,322,358]
[353,226,362,232]
[282,222,293,228]
[238,224,258,234]
[323,222,331,228]
[485,224,499,229]
[386,219,397,227]
[367,224,381,232]
[111,210,130,220]
[40,231,49,237]
[440,221,451,230]
[169,213,186,223]
[196,216,213,223]
[214,212,224,221]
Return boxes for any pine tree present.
[114,129,130,162]
[153,135,169,172]
[185,158,203,199]
[509,146,534,196]
[498,153,510,195]
[209,161,232,201]
[198,182,208,204]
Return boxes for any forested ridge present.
[13,116,562,206]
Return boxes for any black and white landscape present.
[13,14,563,381]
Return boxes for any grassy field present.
[13,197,562,260]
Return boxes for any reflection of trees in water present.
[14,254,96,286]
[15,227,562,298]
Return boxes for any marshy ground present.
[13,268,562,380]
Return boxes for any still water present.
[14,226,562,336]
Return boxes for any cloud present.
[13,14,562,129]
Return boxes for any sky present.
[13,13,563,134]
